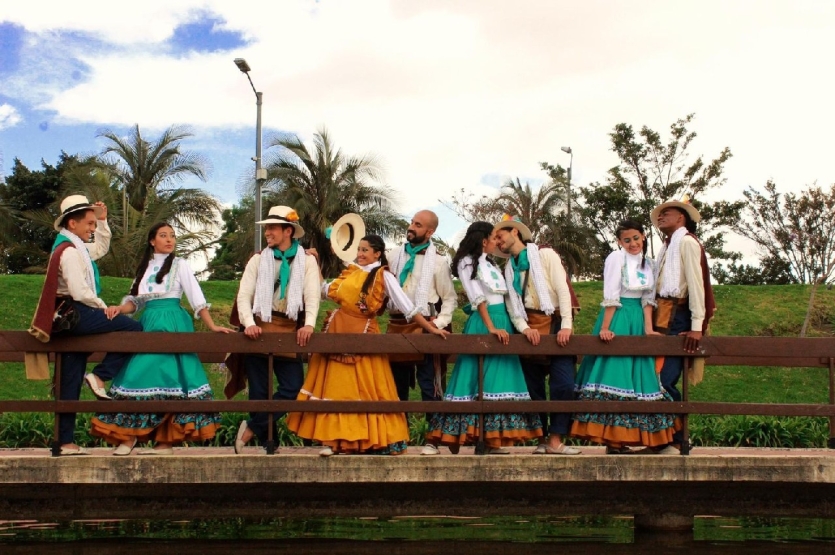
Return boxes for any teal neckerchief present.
[510,248,530,296]
[52,234,101,295]
[272,240,299,300]
[399,242,430,286]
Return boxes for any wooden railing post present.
[266,353,276,455]
[50,353,61,458]
[828,357,835,449]
[681,356,691,456]
[475,354,486,455]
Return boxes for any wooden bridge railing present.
[0,331,834,456]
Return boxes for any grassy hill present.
[1,275,834,447]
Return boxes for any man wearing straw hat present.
[645,198,715,454]
[232,205,321,454]
[494,215,580,455]
[29,194,143,455]
[387,211,457,417]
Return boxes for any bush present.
[690,415,828,448]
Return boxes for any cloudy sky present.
[1,0,834,247]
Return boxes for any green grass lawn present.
[1,275,834,447]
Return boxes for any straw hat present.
[330,213,366,262]
[54,194,104,231]
[493,214,532,242]
[650,197,701,229]
[256,205,305,238]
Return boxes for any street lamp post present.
[561,146,573,223]
[234,58,267,253]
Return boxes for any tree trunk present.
[799,279,820,337]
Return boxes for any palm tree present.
[98,124,210,214]
[494,178,567,243]
[264,128,405,277]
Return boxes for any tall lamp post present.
[561,146,574,280]
[560,146,573,223]
[234,58,266,253]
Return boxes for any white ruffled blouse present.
[123,253,210,318]
[601,249,657,308]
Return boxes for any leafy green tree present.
[711,253,795,285]
[263,128,405,277]
[577,113,743,262]
[207,197,256,280]
[729,181,835,285]
[727,180,835,336]
[0,154,89,273]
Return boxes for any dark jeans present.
[245,354,304,444]
[391,355,440,402]
[521,354,576,436]
[58,302,143,445]
[659,305,692,446]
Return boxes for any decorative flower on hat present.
[501,214,521,222]
[285,210,299,222]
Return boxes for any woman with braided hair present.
[90,222,232,456]
[424,221,542,455]
[288,233,449,456]
[571,219,679,453]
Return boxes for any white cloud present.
[0,104,22,130]
[3,0,835,246]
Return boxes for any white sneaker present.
[319,446,334,457]
[421,444,440,455]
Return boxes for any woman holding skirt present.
[91,222,231,455]
[287,233,449,456]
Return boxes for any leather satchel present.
[52,297,79,333]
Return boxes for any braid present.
[131,222,175,296]
[360,234,387,297]
[156,252,176,284]
[129,244,153,296]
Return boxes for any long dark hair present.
[616,219,648,269]
[675,207,698,234]
[130,222,176,296]
[360,234,388,297]
[451,221,494,280]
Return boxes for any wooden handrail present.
[0,331,834,456]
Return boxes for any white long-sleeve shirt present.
[56,220,112,309]
[237,252,321,328]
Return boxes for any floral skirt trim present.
[322,439,408,456]
[109,383,213,398]
[570,390,680,448]
[425,412,542,449]
[90,390,222,446]
[574,383,666,401]
[445,392,532,402]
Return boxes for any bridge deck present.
[2,446,835,525]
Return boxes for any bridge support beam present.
[634,513,694,531]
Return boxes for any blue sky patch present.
[0,22,24,75]
[168,15,248,55]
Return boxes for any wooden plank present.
[2,331,832,358]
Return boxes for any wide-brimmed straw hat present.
[54,194,104,231]
[330,213,366,262]
[650,197,701,229]
[256,205,305,238]
[493,214,533,242]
